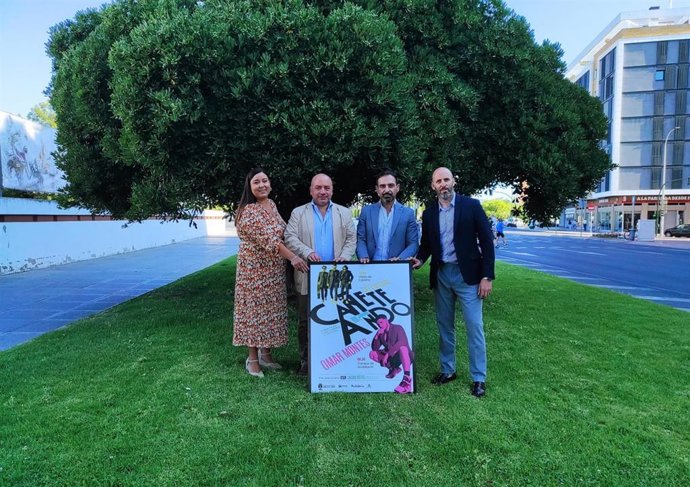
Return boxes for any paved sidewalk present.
[0,236,239,351]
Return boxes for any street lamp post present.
[659,126,680,236]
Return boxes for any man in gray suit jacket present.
[285,173,357,375]
[356,170,419,263]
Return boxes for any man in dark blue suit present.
[412,167,495,397]
[356,170,419,263]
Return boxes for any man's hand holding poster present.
[308,261,415,394]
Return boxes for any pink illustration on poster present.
[308,261,415,394]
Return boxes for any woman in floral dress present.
[233,168,308,377]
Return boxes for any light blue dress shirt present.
[312,201,334,261]
[439,200,457,264]
[373,204,395,260]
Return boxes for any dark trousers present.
[296,293,309,363]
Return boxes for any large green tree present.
[48,0,609,222]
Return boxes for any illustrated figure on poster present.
[5,132,30,182]
[339,265,353,300]
[328,263,341,301]
[369,316,414,394]
[317,265,329,302]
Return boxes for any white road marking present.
[556,249,605,256]
[635,296,690,303]
[593,285,649,290]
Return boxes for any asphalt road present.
[494,230,690,313]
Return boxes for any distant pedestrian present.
[495,219,507,247]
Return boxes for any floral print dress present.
[232,201,289,348]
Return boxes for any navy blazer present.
[417,194,495,288]
[356,202,419,260]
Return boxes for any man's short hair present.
[375,169,398,185]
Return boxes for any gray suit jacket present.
[284,202,356,295]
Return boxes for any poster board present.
[308,261,416,394]
[0,112,64,193]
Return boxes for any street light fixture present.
[659,126,680,235]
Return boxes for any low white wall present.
[0,199,235,274]
[0,197,91,216]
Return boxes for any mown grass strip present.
[1,259,688,485]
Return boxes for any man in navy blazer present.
[357,170,419,263]
[412,167,495,397]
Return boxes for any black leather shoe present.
[431,372,457,385]
[471,381,486,398]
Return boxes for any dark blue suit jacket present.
[356,202,419,260]
[417,194,495,288]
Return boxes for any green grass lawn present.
[1,259,688,486]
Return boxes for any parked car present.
[505,222,517,228]
[664,224,690,237]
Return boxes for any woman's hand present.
[291,256,308,273]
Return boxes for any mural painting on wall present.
[0,112,65,193]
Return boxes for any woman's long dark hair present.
[235,167,266,224]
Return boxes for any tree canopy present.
[481,199,513,221]
[48,0,610,221]
[27,101,57,128]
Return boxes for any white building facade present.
[565,7,690,232]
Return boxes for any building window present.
[603,78,610,99]
[652,142,662,165]
[653,117,664,139]
[678,65,688,89]
[675,90,686,114]
[675,115,686,138]
[679,40,689,63]
[671,167,683,189]
[599,49,616,101]
[672,141,684,167]
[651,167,661,189]
[606,121,612,144]
[654,92,665,115]
[665,65,677,89]
[655,70,665,81]
[657,41,668,64]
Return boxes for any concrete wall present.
[0,198,234,274]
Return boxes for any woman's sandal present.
[245,358,265,378]
[258,353,282,370]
